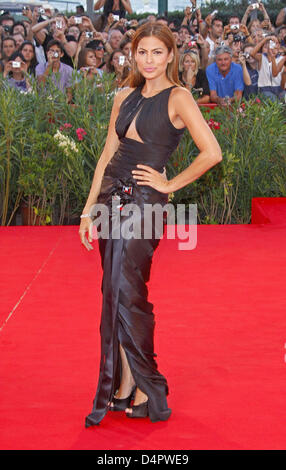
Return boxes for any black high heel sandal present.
[109,386,136,412]
[125,400,149,418]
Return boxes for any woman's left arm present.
[121,0,133,14]
[132,88,222,193]
[271,55,286,77]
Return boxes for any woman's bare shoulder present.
[170,85,196,107]
[114,86,136,106]
[171,85,192,99]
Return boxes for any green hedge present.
[168,99,286,224]
[0,75,285,226]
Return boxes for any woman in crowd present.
[178,50,210,103]
[77,47,104,79]
[241,2,272,30]
[2,50,31,92]
[18,40,38,76]
[229,38,252,88]
[106,48,129,87]
[74,30,110,69]
[251,34,285,101]
[229,36,243,63]
[91,40,106,70]
[119,36,132,59]
[242,43,259,99]
[94,0,133,20]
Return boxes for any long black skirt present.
[85,174,171,427]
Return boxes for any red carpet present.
[0,198,286,450]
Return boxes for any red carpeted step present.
[251,197,286,225]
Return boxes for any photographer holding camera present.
[180,32,209,70]
[228,36,252,88]
[223,23,251,47]
[93,0,132,20]
[74,30,111,70]
[241,44,259,99]
[2,50,31,92]
[0,15,14,38]
[77,47,104,80]
[32,14,77,67]
[251,34,285,101]
[106,48,129,88]
[0,36,16,73]
[229,34,243,62]
[241,2,272,30]
[36,39,74,101]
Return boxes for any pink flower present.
[76,128,87,141]
[64,123,72,128]
[76,128,87,135]
[255,98,261,104]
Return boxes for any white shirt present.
[258,53,284,87]
[206,36,215,58]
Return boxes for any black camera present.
[233,34,245,43]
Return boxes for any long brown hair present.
[127,22,180,88]
[77,48,96,70]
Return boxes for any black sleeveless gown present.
[85,85,185,427]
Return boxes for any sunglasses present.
[183,49,198,55]
[95,46,104,50]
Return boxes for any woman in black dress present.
[79,22,222,427]
[93,0,132,19]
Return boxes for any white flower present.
[54,130,79,156]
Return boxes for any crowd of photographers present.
[0,1,286,105]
